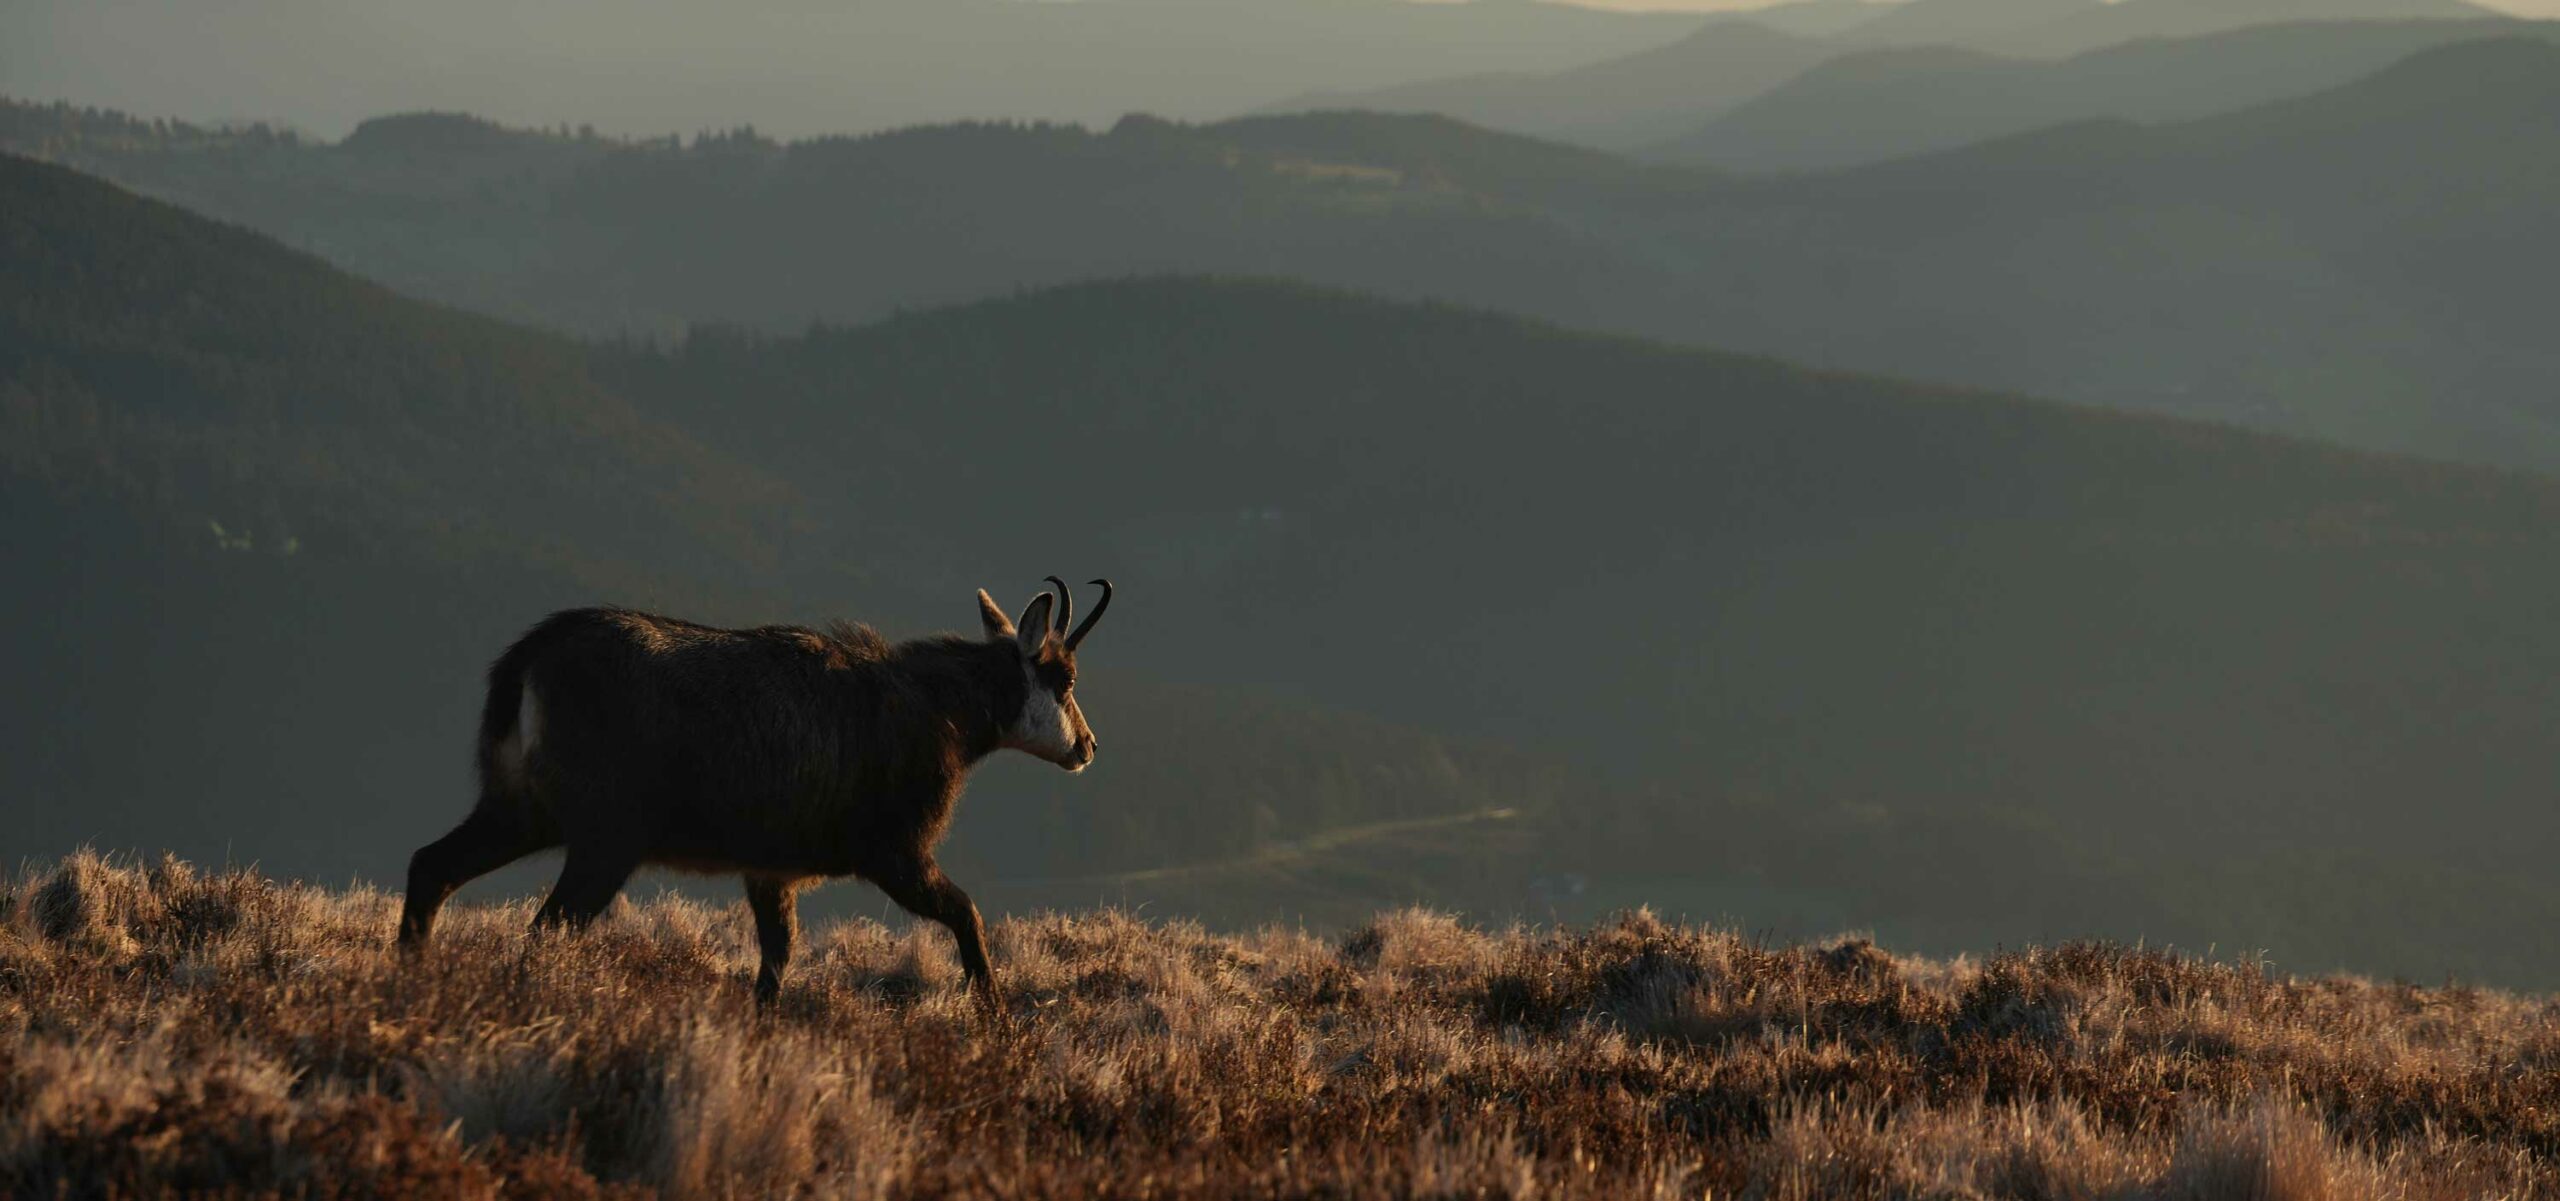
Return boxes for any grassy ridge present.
[5,855,2556,1198]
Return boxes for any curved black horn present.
[1065,578,1112,650]
[1042,575,1073,635]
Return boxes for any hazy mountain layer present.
[1256,18,1845,150]
[0,0,1706,142]
[1978,0,2502,56]
[16,155,2560,982]
[1716,0,1898,36]
[1266,0,2509,146]
[15,39,2558,471]
[1659,18,2555,170]
[1841,0,2104,49]
[1837,0,2498,55]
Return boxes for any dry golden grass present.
[5,852,2558,1199]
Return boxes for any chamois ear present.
[977,589,1016,641]
[1014,592,1056,653]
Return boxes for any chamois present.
[396,578,1112,1004]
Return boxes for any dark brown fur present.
[397,604,1090,1003]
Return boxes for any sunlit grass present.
[5,852,2555,1198]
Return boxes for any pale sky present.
[1559,0,2560,13]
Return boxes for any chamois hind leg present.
[872,857,996,1004]
[745,876,800,1005]
[530,844,641,933]
[400,805,556,950]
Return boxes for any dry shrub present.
[1743,1099,2082,1201]
[0,1027,503,1200]
[1609,958,1775,1049]
[1749,1104,1903,1201]
[2160,1098,2391,1201]
[1750,1099,2155,1201]
[1939,1102,2154,1201]
[29,849,152,958]
[1958,951,2098,1044]
[1400,1125,1539,1200]
[1342,907,1497,983]
[400,1025,578,1147]
[25,851,283,968]
[636,1021,913,1201]
[394,960,916,1198]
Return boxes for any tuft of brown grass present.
[5,854,2559,1198]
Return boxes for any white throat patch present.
[1008,660,1082,767]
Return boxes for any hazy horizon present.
[9,0,2547,141]
[1569,0,2560,12]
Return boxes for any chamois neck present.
[883,636,1023,764]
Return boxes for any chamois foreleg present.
[874,858,996,1003]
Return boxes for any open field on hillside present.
[5,854,2558,1199]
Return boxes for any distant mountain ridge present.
[1255,18,1844,149]
[1658,18,2555,170]
[1842,0,2104,48]
[1843,37,2560,198]
[13,35,2556,469]
[1836,0,2500,53]
[0,0,1711,141]
[1255,0,2507,146]
[1717,0,1896,36]
[1981,0,2502,55]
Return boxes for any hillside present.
[17,156,2560,983]
[1815,36,2560,393]
[7,857,2557,1198]
[13,44,2560,471]
[0,146,799,592]
[0,154,1579,924]
[599,274,2560,984]
[1658,18,2554,171]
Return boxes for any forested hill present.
[15,154,2560,983]
[12,45,2560,473]
[0,151,810,603]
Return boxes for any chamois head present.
[977,576,1111,772]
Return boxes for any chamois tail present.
[473,618,564,802]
